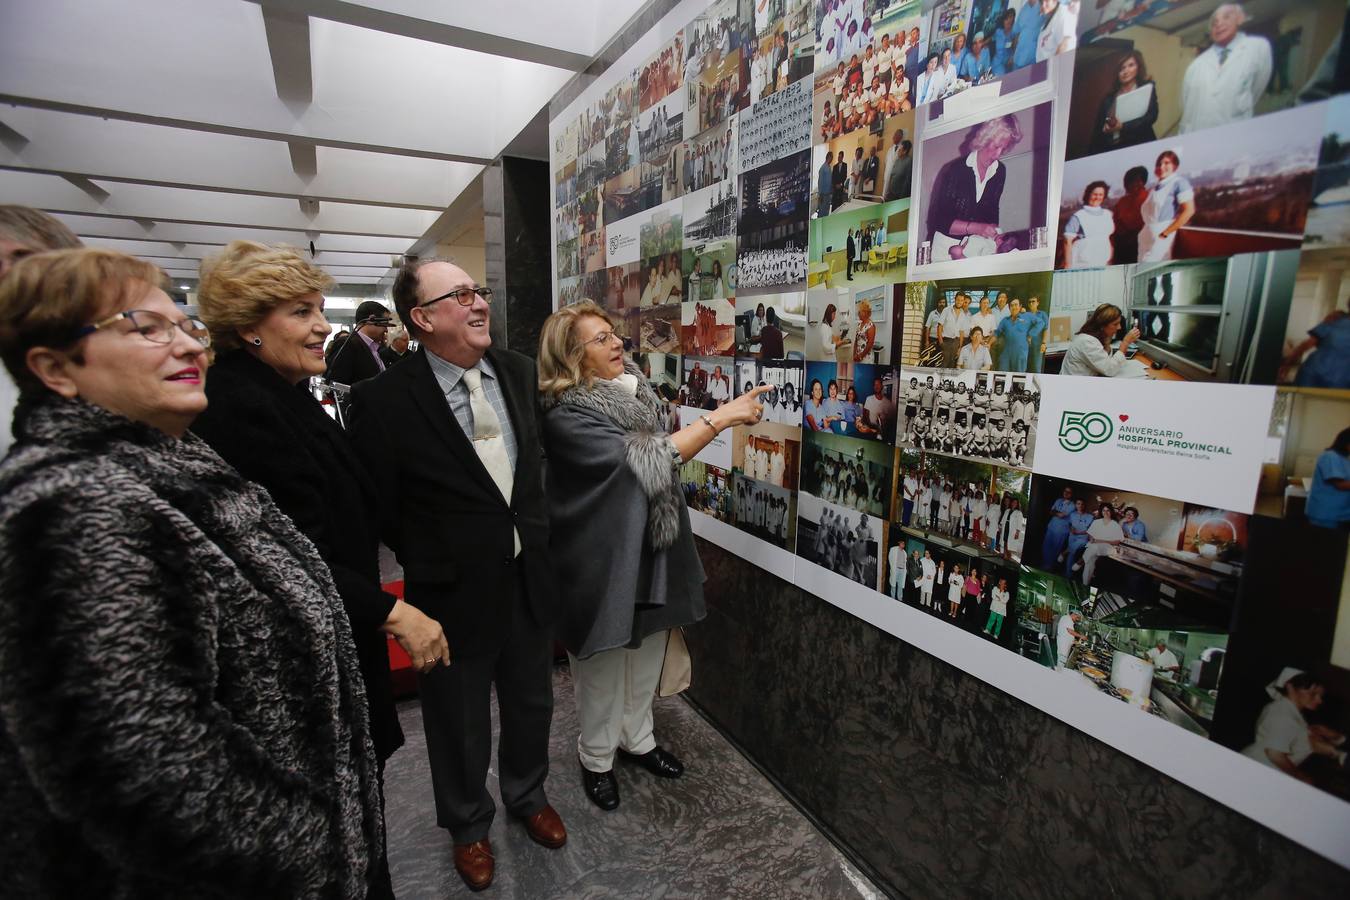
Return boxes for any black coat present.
[327,331,384,387]
[347,347,557,657]
[1089,80,1159,154]
[926,155,1007,238]
[378,346,406,368]
[192,351,403,760]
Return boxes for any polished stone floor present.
[383,664,882,898]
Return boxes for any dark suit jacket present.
[378,346,406,368]
[326,331,384,387]
[191,350,403,760]
[347,347,555,657]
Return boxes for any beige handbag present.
[658,627,691,697]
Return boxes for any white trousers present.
[1082,543,1115,585]
[569,630,668,773]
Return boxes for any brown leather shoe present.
[453,838,494,891]
[522,804,568,848]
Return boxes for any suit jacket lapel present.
[405,349,502,499]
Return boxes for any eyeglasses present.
[75,309,211,348]
[582,330,620,348]
[417,286,494,309]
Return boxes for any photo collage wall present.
[553,0,1350,862]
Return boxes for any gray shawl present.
[541,360,706,658]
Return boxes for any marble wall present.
[484,157,554,354]
[686,538,1350,898]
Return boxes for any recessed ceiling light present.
[179,284,191,290]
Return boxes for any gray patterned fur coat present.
[0,396,382,899]
[540,359,705,658]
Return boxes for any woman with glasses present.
[192,240,447,898]
[0,248,382,898]
[536,300,768,811]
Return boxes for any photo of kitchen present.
[1040,602,1231,739]
[885,529,1022,651]
[1210,516,1350,802]
[1024,476,1250,621]
[1256,387,1350,528]
[1045,249,1307,383]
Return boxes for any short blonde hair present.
[857,299,872,318]
[0,248,164,395]
[197,240,333,353]
[538,299,614,400]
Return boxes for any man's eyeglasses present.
[75,310,211,348]
[417,286,494,309]
[582,330,620,348]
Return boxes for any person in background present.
[994,298,1033,372]
[1010,0,1044,70]
[1111,165,1151,265]
[1305,427,1350,529]
[1121,505,1148,541]
[380,325,410,367]
[862,376,895,441]
[841,384,863,434]
[1036,0,1077,62]
[992,9,1017,76]
[926,115,1021,262]
[959,32,992,81]
[888,539,906,601]
[1041,485,1076,566]
[349,259,566,891]
[958,325,993,371]
[1138,150,1195,263]
[1062,180,1115,269]
[1026,296,1048,372]
[1081,503,1125,585]
[537,300,768,812]
[1065,497,1095,575]
[818,150,835,214]
[852,299,876,362]
[326,299,393,388]
[923,295,947,353]
[0,206,84,460]
[1061,303,1140,377]
[193,241,450,899]
[984,576,1011,639]
[1001,496,1027,559]
[758,306,785,360]
[933,557,947,611]
[1056,609,1084,668]
[1179,3,1272,134]
[1090,50,1159,154]
[846,228,858,280]
[1280,301,1350,389]
[1146,639,1181,679]
[816,302,847,358]
[832,151,850,211]
[937,292,971,368]
[805,378,833,431]
[947,562,965,618]
[915,53,941,105]
[1242,668,1346,782]
[885,138,914,201]
[0,248,381,897]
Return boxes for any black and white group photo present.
[897,367,1040,470]
[737,148,812,291]
[796,490,883,591]
[733,476,797,550]
[734,357,804,425]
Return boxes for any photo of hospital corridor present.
[1045,250,1304,381]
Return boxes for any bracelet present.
[699,414,719,435]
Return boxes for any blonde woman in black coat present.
[194,241,448,897]
[0,248,382,898]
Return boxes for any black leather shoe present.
[581,765,620,810]
[619,746,685,778]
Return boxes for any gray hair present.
[1213,3,1246,24]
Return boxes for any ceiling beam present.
[0,165,447,211]
[245,0,591,71]
[288,141,318,177]
[261,7,314,103]
[59,174,110,202]
[0,93,494,165]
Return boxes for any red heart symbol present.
[1118,414,1130,422]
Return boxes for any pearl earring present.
[252,337,262,346]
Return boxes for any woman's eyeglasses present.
[76,310,211,347]
[416,286,494,309]
[582,330,620,348]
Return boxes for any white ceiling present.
[0,0,648,290]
